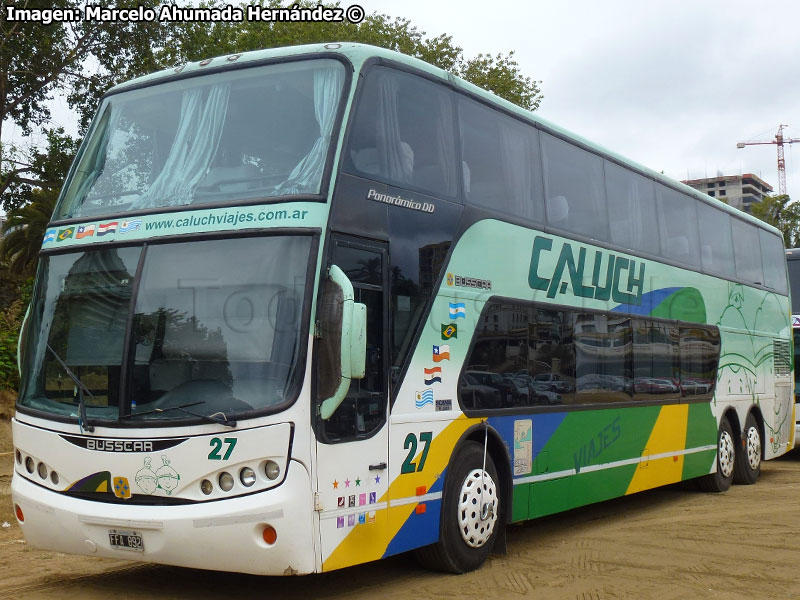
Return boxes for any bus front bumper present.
[11,460,316,575]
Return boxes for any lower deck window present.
[458,299,720,411]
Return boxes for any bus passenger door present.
[315,235,390,571]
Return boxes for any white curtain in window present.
[132,83,231,209]
[277,66,345,195]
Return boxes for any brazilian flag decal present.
[57,227,75,241]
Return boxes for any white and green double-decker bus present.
[11,43,793,575]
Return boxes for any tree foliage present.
[0,0,166,211]
[749,195,800,248]
[1,188,57,275]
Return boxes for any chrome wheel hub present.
[458,468,498,548]
[746,426,761,471]
[719,429,735,478]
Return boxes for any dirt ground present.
[3,416,800,600]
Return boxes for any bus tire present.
[733,412,761,485]
[415,441,501,573]
[697,416,735,493]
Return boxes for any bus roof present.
[110,42,781,238]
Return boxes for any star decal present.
[374,474,381,484]
[344,478,351,488]
[333,479,339,489]
[355,477,361,487]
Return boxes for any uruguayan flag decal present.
[415,389,434,409]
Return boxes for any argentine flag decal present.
[449,302,466,319]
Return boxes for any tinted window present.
[679,326,719,399]
[529,308,575,405]
[575,314,632,403]
[459,301,720,413]
[632,319,680,401]
[656,185,700,268]
[697,202,735,278]
[788,258,800,313]
[344,67,457,198]
[541,133,608,242]
[460,302,531,409]
[604,161,660,256]
[322,242,387,440]
[759,229,788,294]
[458,97,543,221]
[731,219,764,284]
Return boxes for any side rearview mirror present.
[319,265,366,420]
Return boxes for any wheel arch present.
[722,406,742,447]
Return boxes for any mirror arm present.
[17,305,30,376]
[319,266,355,420]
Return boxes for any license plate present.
[108,529,144,552]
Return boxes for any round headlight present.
[25,456,34,474]
[50,471,59,485]
[240,467,256,487]
[218,472,234,492]
[37,462,48,479]
[200,479,213,495]
[15,449,21,464]
[265,460,280,480]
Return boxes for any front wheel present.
[733,413,762,485]
[697,416,735,493]
[415,441,501,573]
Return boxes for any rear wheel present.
[733,413,761,485]
[415,441,501,573]
[697,416,735,493]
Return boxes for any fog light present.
[15,449,21,464]
[218,472,234,492]
[240,467,256,487]
[265,460,280,480]
[37,462,47,479]
[15,504,24,523]
[50,471,59,485]
[262,525,277,545]
[25,457,34,474]
[200,479,213,495]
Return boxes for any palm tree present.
[1,189,57,276]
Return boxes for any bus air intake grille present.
[773,339,791,376]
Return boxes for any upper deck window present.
[604,160,659,257]
[458,96,543,221]
[655,184,701,269]
[343,66,457,199]
[541,133,608,242]
[759,229,788,294]
[55,59,345,221]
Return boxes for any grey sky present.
[358,0,800,200]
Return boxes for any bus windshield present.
[19,235,312,424]
[55,58,345,221]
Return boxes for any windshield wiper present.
[126,402,237,428]
[46,344,95,433]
